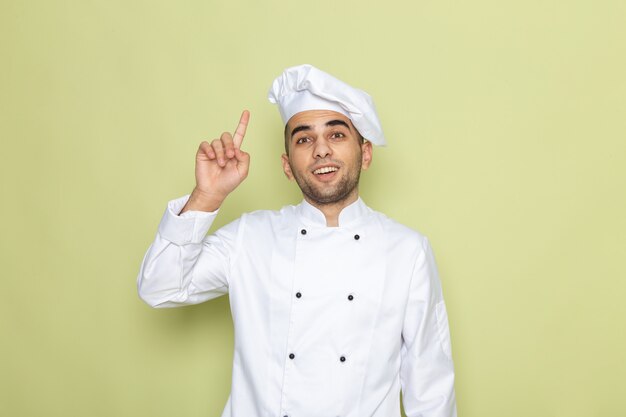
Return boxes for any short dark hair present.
[283,123,365,155]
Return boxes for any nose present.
[313,137,332,159]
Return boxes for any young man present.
[137,64,457,417]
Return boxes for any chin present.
[307,188,355,205]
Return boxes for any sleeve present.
[400,237,457,417]
[136,194,241,308]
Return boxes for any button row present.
[288,352,347,362]
[294,292,354,301]
[299,229,361,241]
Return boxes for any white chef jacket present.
[137,194,457,417]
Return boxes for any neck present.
[304,189,359,227]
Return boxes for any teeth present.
[314,166,338,175]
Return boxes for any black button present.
[296,292,302,298]
[340,355,346,362]
[348,294,354,301]
[354,234,360,240]
[301,229,307,235]
[289,353,295,359]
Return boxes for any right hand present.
[182,110,250,213]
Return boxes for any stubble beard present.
[290,158,362,206]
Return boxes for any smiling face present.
[281,110,372,207]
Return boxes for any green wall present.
[1,1,625,416]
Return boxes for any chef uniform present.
[137,64,457,417]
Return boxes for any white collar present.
[295,197,370,227]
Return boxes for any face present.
[281,110,372,206]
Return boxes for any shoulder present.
[240,203,297,223]
[230,203,299,236]
[210,204,296,247]
[367,206,430,253]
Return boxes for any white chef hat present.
[268,64,386,146]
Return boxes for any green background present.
[1,0,625,416]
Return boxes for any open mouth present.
[313,166,339,175]
[312,165,339,181]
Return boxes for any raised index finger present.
[232,110,250,149]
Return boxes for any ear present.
[281,153,295,180]
[361,141,373,170]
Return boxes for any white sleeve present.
[400,237,457,417]
[136,195,240,308]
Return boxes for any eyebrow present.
[290,124,311,138]
[290,120,351,138]
[325,119,351,129]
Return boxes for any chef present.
[137,64,457,417]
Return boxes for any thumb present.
[235,148,249,162]
[235,148,250,174]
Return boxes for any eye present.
[295,136,311,144]
[330,132,346,139]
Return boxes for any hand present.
[181,110,250,213]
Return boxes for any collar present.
[295,197,370,227]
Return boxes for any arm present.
[136,195,239,307]
[400,237,457,417]
[136,111,251,308]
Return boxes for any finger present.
[220,131,235,159]
[234,148,250,164]
[235,149,250,178]
[232,110,250,149]
[199,141,216,160]
[211,139,225,166]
